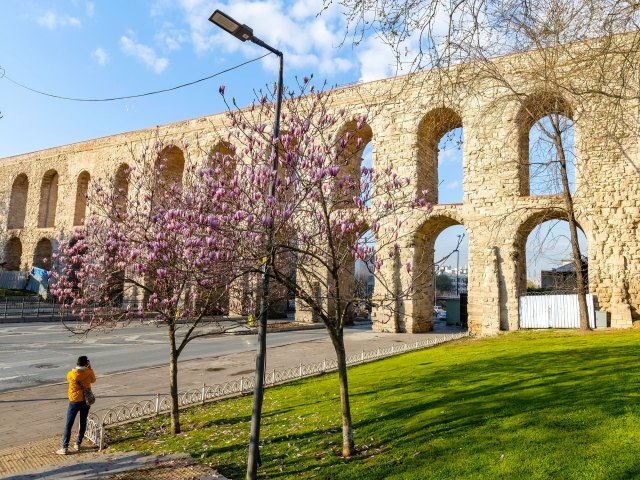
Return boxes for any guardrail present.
[86,331,469,449]
[0,297,63,319]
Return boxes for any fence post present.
[240,376,244,394]
[299,363,303,378]
[99,423,105,451]
[272,369,276,384]
[361,350,365,363]
[155,393,160,415]
[20,298,24,317]
[323,358,327,372]
[201,383,206,405]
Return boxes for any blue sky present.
[0,0,408,160]
[0,0,581,281]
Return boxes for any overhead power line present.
[0,53,270,102]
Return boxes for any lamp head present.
[209,10,253,41]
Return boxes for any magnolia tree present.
[216,78,430,460]
[50,141,248,434]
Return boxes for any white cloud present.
[446,181,460,190]
[438,145,462,164]
[155,23,188,51]
[37,11,82,29]
[120,34,169,74]
[357,36,399,82]
[91,47,108,65]
[86,2,95,16]
[172,0,352,76]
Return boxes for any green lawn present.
[109,329,640,479]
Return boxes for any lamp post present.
[456,235,461,297]
[209,10,283,480]
[454,233,465,297]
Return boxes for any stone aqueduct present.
[1,39,639,336]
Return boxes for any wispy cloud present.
[120,33,169,74]
[155,23,188,52]
[86,2,95,16]
[170,0,352,76]
[357,36,399,82]
[91,47,108,65]
[37,11,82,29]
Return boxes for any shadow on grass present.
[111,332,640,479]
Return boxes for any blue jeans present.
[62,401,90,449]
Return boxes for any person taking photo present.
[57,355,96,454]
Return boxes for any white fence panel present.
[520,294,595,329]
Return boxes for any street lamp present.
[456,235,461,297]
[209,10,283,480]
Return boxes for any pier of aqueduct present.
[1,36,639,336]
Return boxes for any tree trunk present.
[552,115,590,330]
[168,324,181,434]
[329,329,355,457]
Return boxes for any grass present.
[0,288,36,297]
[108,329,640,479]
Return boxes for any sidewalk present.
[0,322,464,479]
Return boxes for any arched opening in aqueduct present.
[113,163,130,215]
[417,108,464,205]
[7,174,28,230]
[515,211,589,307]
[155,145,185,197]
[3,238,22,271]
[37,170,59,228]
[33,238,53,270]
[517,93,576,197]
[524,219,588,291]
[411,215,469,332]
[73,171,90,226]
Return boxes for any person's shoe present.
[73,443,81,451]
[56,448,68,455]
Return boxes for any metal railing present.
[0,297,64,319]
[86,331,469,449]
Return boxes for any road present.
[0,321,330,392]
[0,322,466,450]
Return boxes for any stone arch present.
[516,93,574,196]
[33,238,53,270]
[514,208,588,295]
[73,171,90,226]
[209,141,235,167]
[4,237,23,271]
[410,212,467,332]
[38,169,59,228]
[334,119,373,209]
[156,145,185,192]
[7,173,29,229]
[417,107,463,204]
[113,163,130,215]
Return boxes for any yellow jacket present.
[67,367,96,402]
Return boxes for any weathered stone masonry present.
[1,37,639,336]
